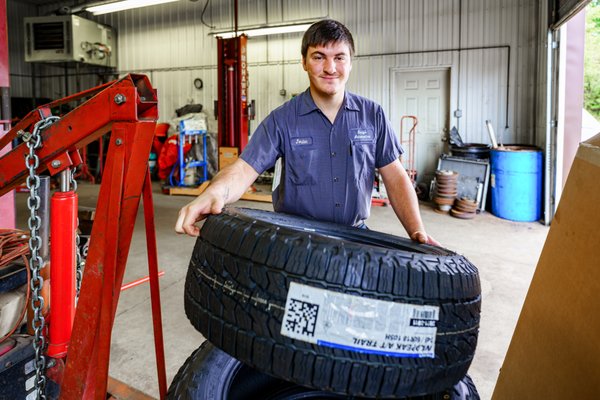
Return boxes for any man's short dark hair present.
[301,19,355,59]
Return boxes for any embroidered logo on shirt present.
[292,137,313,146]
[351,128,374,142]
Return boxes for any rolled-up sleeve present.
[375,106,403,168]
[240,113,283,174]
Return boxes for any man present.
[175,19,438,246]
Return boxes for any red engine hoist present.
[0,75,166,399]
[216,34,253,165]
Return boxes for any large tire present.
[184,207,481,398]
[167,341,298,400]
[167,341,480,400]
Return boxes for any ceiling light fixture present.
[86,0,180,15]
[210,19,322,39]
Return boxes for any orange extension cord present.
[0,229,31,344]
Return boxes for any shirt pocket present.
[349,129,376,181]
[287,136,317,186]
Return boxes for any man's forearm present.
[203,158,260,205]
[380,161,426,237]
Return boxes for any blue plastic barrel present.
[490,145,542,222]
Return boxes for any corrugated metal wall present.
[7,0,542,145]
[6,0,35,100]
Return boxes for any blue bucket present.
[490,145,542,222]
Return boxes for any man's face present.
[302,41,352,98]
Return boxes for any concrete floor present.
[14,182,549,400]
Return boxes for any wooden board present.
[492,133,600,400]
[219,146,238,170]
[168,181,210,196]
[239,191,272,203]
[107,376,156,400]
[168,181,272,203]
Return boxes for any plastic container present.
[148,152,157,173]
[490,145,542,222]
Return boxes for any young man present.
[175,19,438,245]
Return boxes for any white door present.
[391,69,450,184]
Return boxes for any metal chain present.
[24,116,58,400]
[70,168,83,297]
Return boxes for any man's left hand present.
[411,231,441,246]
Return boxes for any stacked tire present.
[168,207,481,399]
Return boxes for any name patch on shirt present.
[292,137,313,146]
[351,128,375,143]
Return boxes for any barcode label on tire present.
[283,298,319,337]
[281,282,439,358]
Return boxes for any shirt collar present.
[298,89,319,116]
[298,89,361,116]
[344,92,361,112]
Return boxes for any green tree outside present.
[584,1,600,119]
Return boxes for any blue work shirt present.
[240,89,403,226]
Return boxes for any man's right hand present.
[175,193,225,237]
[175,158,261,237]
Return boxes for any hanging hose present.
[0,229,32,344]
[0,229,30,264]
